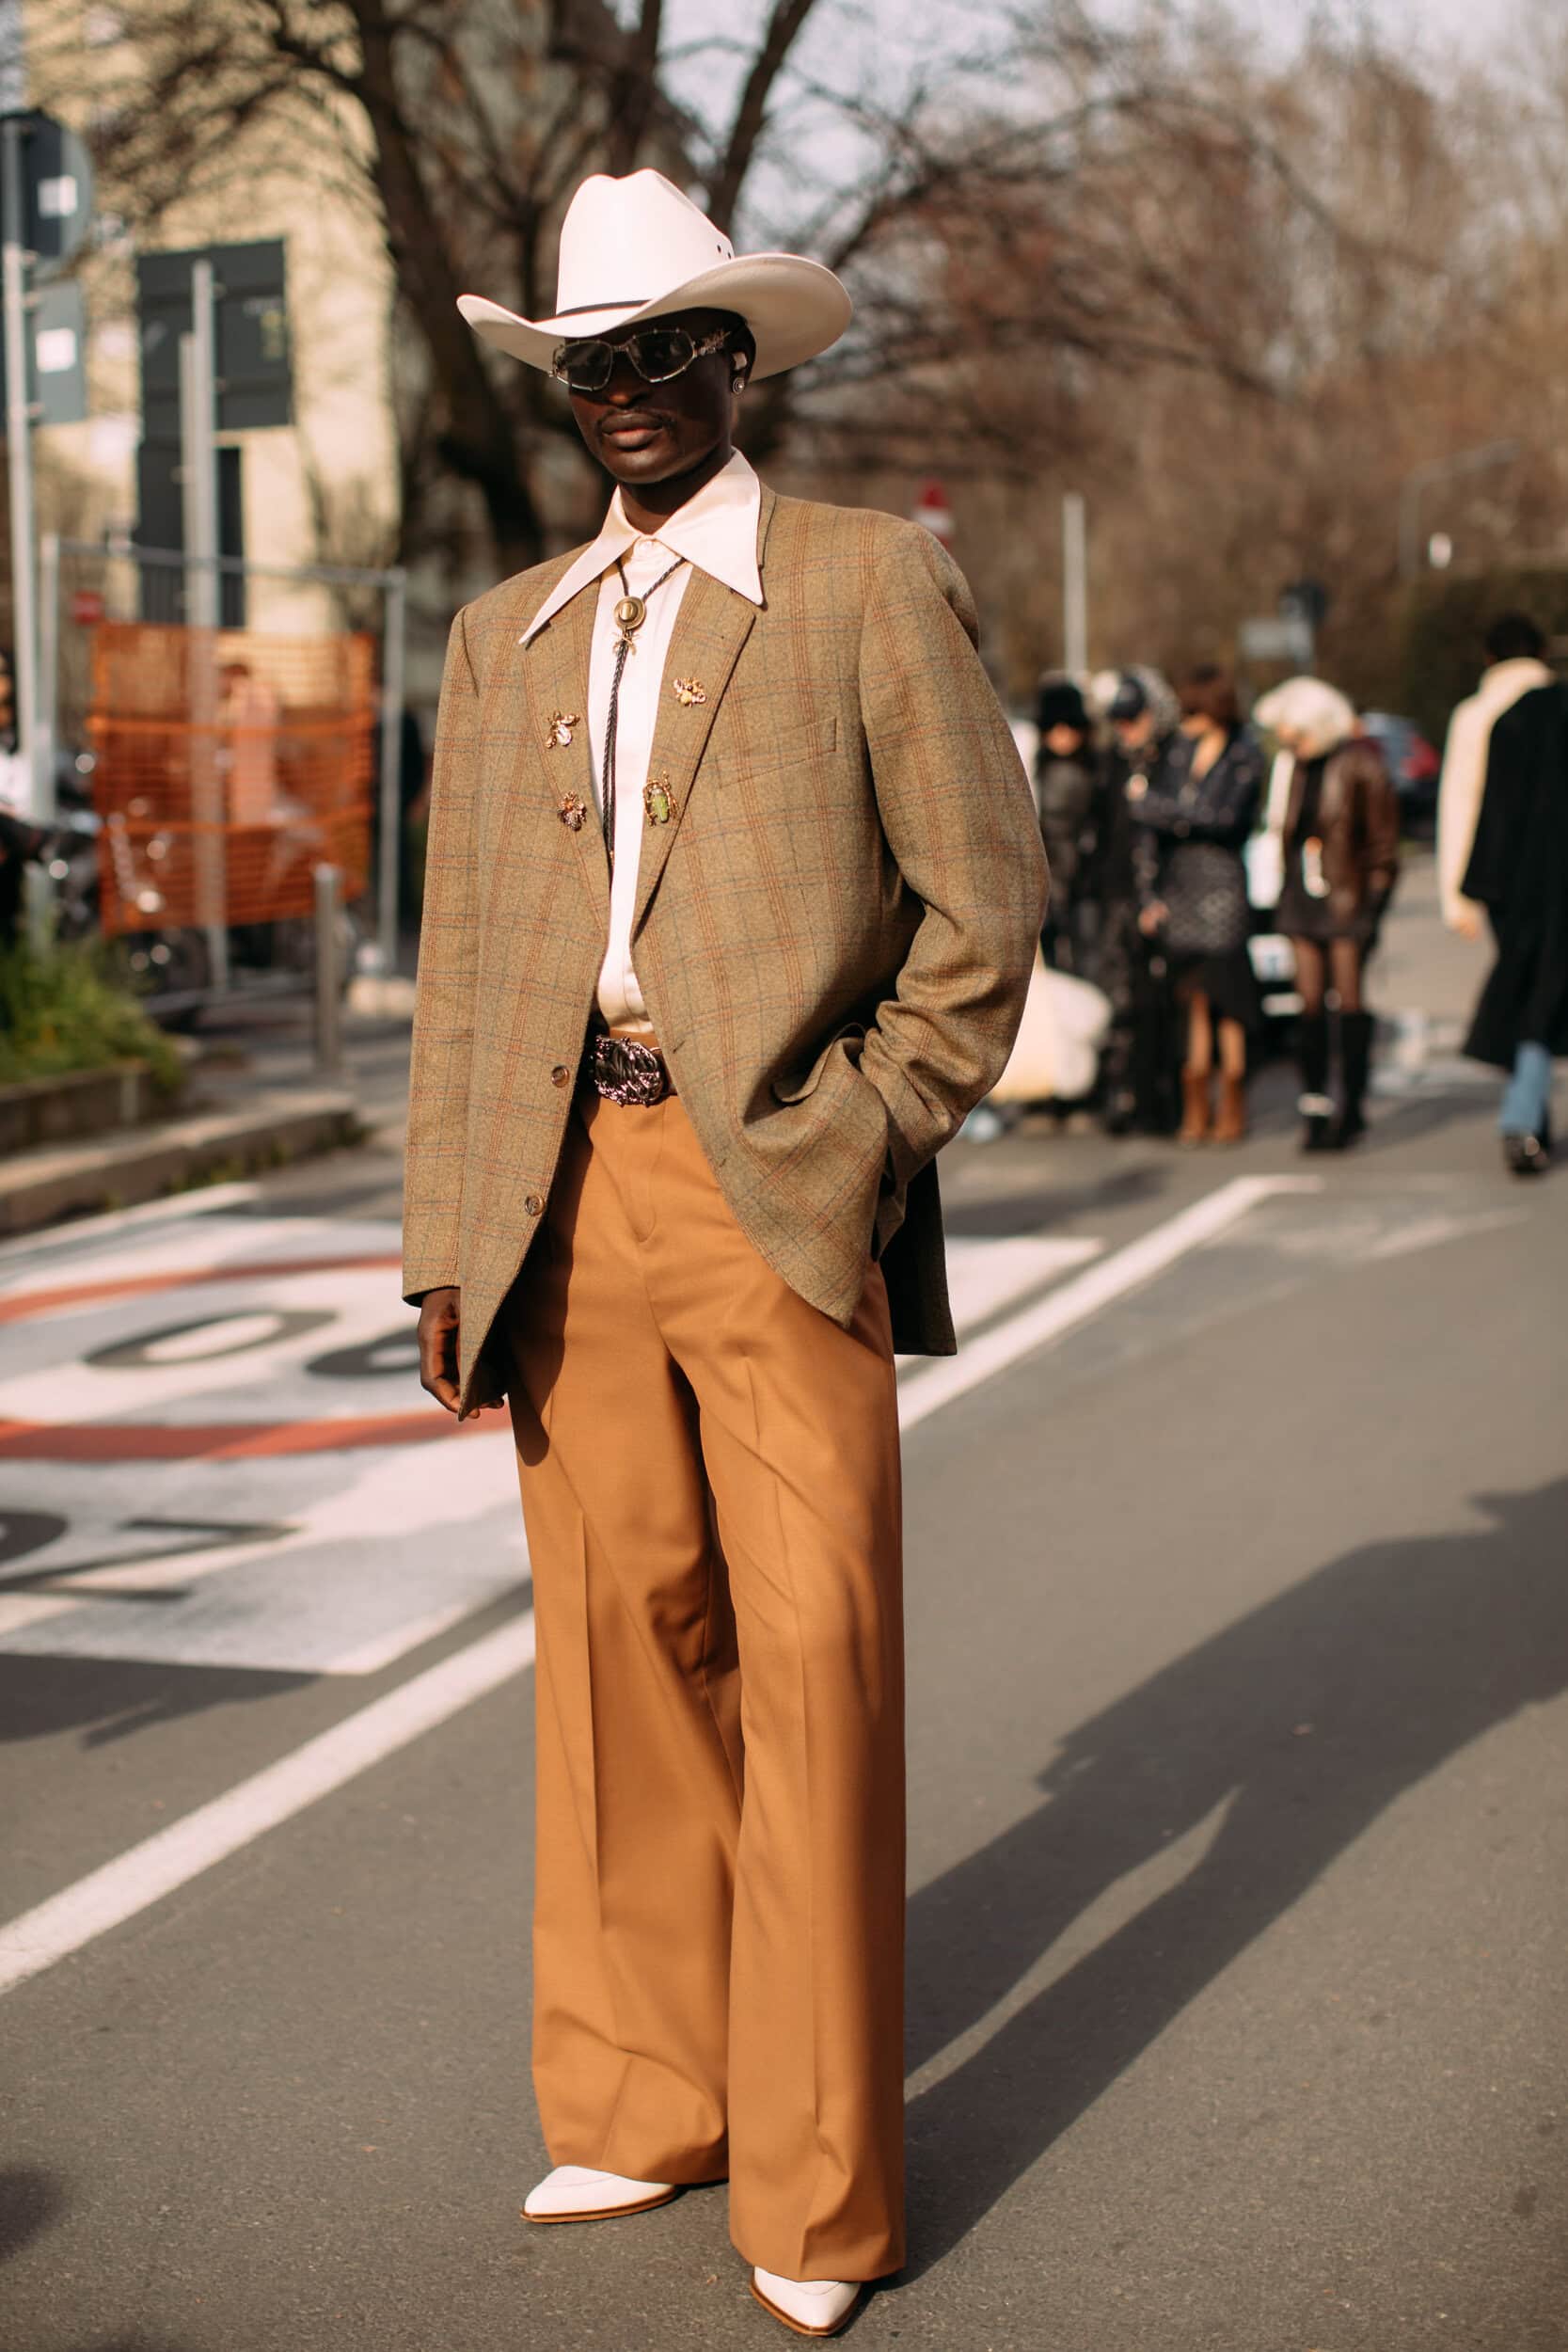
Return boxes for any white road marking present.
[0,1175,1310,1996]
[0,1611,536,1998]
[0,1180,263,1266]
[939,1233,1101,1341]
[897,1175,1322,1432]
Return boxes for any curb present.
[0,1087,364,1236]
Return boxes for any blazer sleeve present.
[855,522,1050,1183]
[402,606,483,1305]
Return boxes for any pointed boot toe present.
[751,2268,863,2337]
[523,2164,676,2223]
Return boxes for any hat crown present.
[554,170,736,322]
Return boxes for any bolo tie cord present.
[601,554,686,870]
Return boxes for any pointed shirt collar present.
[519,449,763,645]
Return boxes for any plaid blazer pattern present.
[403,485,1048,1414]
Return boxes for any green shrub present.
[0,936,183,1091]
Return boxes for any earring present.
[732,370,747,390]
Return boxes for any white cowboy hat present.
[458,169,851,382]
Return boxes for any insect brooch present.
[558,793,589,833]
[672,677,707,707]
[544,710,580,750]
[642,775,675,827]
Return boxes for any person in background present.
[1257,678,1400,1152]
[1132,664,1264,1145]
[1090,668,1181,1133]
[1438,613,1551,939]
[1034,675,1098,970]
[1459,674,1568,1174]
[218,660,284,826]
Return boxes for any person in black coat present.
[1461,677,1568,1174]
[1034,676,1099,971]
[1090,669,1181,1135]
[1132,665,1264,1144]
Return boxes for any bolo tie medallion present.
[544,709,580,750]
[673,676,707,707]
[558,792,589,833]
[642,773,674,827]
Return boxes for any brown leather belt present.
[582,1027,675,1106]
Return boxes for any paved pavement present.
[3,862,1565,2351]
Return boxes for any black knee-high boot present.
[1335,1011,1374,1148]
[1296,1011,1333,1152]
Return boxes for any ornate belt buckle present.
[594,1035,669,1106]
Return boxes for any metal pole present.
[1398,470,1428,585]
[313,861,342,1073]
[1062,491,1087,675]
[180,259,219,628]
[376,565,406,978]
[35,525,56,823]
[180,255,227,989]
[3,114,39,819]
[1400,440,1521,581]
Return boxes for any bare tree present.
[37,0,1414,589]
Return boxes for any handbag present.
[1160,839,1251,957]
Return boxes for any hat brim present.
[457,254,851,382]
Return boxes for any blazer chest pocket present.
[715,710,838,783]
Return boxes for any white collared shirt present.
[521,450,763,1027]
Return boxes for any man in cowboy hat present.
[404,167,1045,2338]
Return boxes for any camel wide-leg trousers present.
[500,1089,906,2280]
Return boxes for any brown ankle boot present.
[1178,1068,1212,1144]
[1213,1073,1248,1144]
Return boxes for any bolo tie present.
[601,552,686,871]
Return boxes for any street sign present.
[137,240,292,441]
[0,276,87,424]
[0,109,95,278]
[1239,614,1314,666]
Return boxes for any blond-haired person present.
[1256,679,1401,1151]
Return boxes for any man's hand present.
[418,1286,466,1415]
[1449,900,1482,941]
[1138,900,1167,938]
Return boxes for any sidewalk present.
[0,979,416,1238]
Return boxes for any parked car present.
[1359,710,1440,833]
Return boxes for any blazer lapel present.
[631,566,758,932]
[517,586,608,932]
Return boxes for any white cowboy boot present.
[522,2164,675,2223]
[751,2266,863,2337]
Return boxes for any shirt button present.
[550,1064,569,1087]
[525,1192,545,1217]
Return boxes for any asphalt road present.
[3,876,1565,2352]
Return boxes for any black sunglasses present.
[551,324,735,393]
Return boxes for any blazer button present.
[525,1192,544,1217]
[550,1064,569,1087]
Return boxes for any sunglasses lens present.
[630,328,697,382]
[556,340,614,390]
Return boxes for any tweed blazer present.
[403,484,1047,1415]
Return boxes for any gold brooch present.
[544,710,580,750]
[642,775,674,827]
[558,792,589,833]
[673,677,707,707]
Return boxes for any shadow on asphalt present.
[902,1475,1568,2278]
[0,2163,64,2263]
[0,1655,314,1748]
[944,1163,1170,1239]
